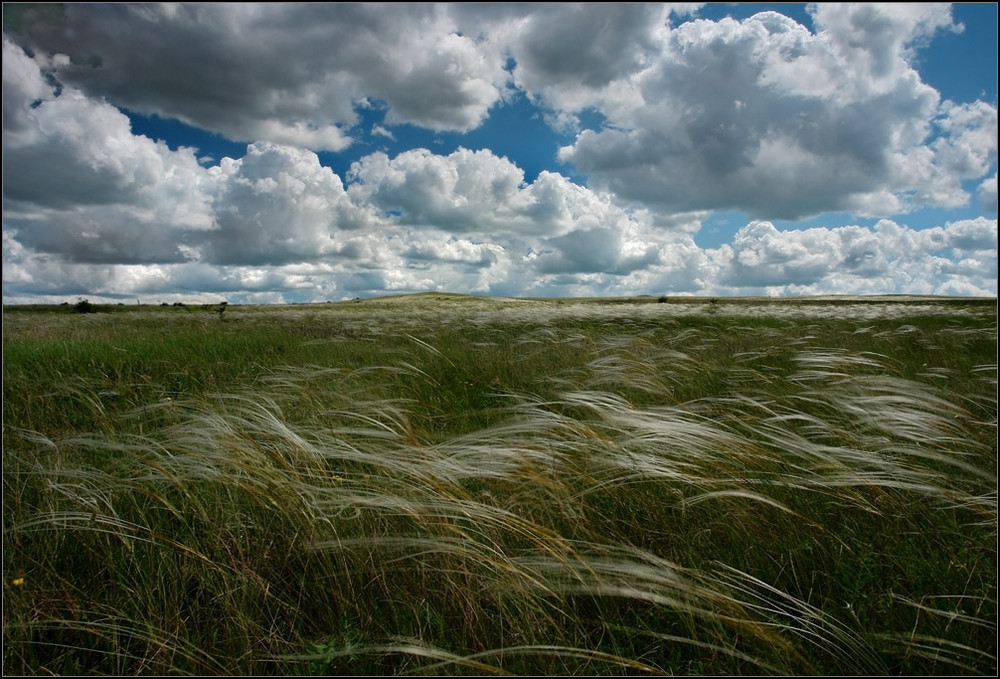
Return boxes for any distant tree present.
[74,298,96,314]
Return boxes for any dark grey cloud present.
[5,3,507,147]
[506,3,670,90]
[534,226,660,275]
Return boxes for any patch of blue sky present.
[883,202,992,230]
[767,202,986,234]
[320,93,585,186]
[694,201,989,251]
[575,107,610,132]
[125,92,596,190]
[917,2,998,105]
[695,210,750,249]
[124,110,247,166]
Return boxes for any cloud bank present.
[2,3,996,303]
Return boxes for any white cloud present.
[942,216,998,253]
[1,34,53,137]
[199,141,377,265]
[713,217,997,296]
[345,147,681,280]
[2,39,214,264]
[532,225,660,276]
[2,4,995,304]
[248,119,352,153]
[556,4,994,220]
[6,210,996,304]
[808,3,959,80]
[722,221,840,287]
[927,101,999,195]
[346,147,533,233]
[371,124,395,140]
[7,3,994,220]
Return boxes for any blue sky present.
[2,2,997,304]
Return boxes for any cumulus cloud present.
[714,217,997,296]
[7,3,995,218]
[494,4,671,97]
[346,147,532,233]
[6,3,509,148]
[808,2,958,77]
[1,34,52,135]
[923,101,999,201]
[2,36,215,264]
[532,226,660,275]
[199,142,378,265]
[2,4,996,304]
[345,147,676,279]
[557,4,995,219]
[1,34,691,301]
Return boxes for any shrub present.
[73,298,96,314]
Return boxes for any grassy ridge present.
[3,296,997,674]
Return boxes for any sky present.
[2,2,997,305]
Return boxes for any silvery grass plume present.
[4,318,995,675]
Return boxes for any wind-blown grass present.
[3,296,996,674]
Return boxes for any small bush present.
[73,298,96,314]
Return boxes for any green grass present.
[3,295,997,675]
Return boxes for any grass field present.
[3,294,997,675]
